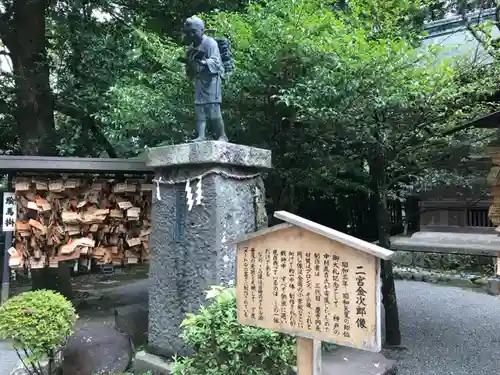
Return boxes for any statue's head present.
[184,16,204,45]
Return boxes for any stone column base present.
[486,278,500,295]
[146,141,272,358]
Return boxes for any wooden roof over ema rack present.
[233,211,394,354]
[0,155,153,174]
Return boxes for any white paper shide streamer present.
[155,177,162,201]
[152,168,261,212]
[195,177,203,206]
[184,177,203,211]
[185,180,194,211]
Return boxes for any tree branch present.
[440,119,487,136]
[495,1,500,30]
[54,100,120,158]
[459,4,500,60]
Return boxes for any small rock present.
[441,254,461,269]
[413,253,426,268]
[399,271,413,280]
[394,264,493,288]
[438,275,451,282]
[114,303,149,347]
[423,254,442,269]
[393,251,413,266]
[426,274,439,283]
[471,277,488,286]
[420,271,433,282]
[412,273,424,281]
[400,271,414,280]
[134,351,172,375]
[62,321,133,375]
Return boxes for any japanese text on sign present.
[2,192,16,232]
[237,226,379,351]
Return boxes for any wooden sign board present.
[2,192,17,232]
[234,211,394,374]
[487,166,500,186]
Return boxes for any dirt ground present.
[9,264,150,298]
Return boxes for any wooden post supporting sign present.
[487,169,500,278]
[233,211,394,375]
[296,337,322,375]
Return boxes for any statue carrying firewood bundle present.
[178,16,235,142]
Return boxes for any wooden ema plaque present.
[234,211,394,375]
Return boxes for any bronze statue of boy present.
[182,16,228,142]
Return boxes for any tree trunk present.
[54,101,120,158]
[0,1,73,299]
[9,0,57,155]
[369,152,402,347]
[31,265,74,300]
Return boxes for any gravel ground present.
[395,280,500,375]
[1,279,499,374]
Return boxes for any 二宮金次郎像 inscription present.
[235,211,393,353]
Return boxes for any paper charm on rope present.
[155,177,162,201]
[185,180,194,211]
[195,177,203,206]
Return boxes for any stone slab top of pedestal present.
[146,141,272,169]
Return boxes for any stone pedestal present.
[486,278,500,295]
[145,141,272,359]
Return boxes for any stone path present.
[0,341,18,374]
[1,279,500,374]
[395,280,500,375]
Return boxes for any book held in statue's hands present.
[188,48,206,62]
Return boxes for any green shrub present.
[0,289,77,374]
[171,286,296,375]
